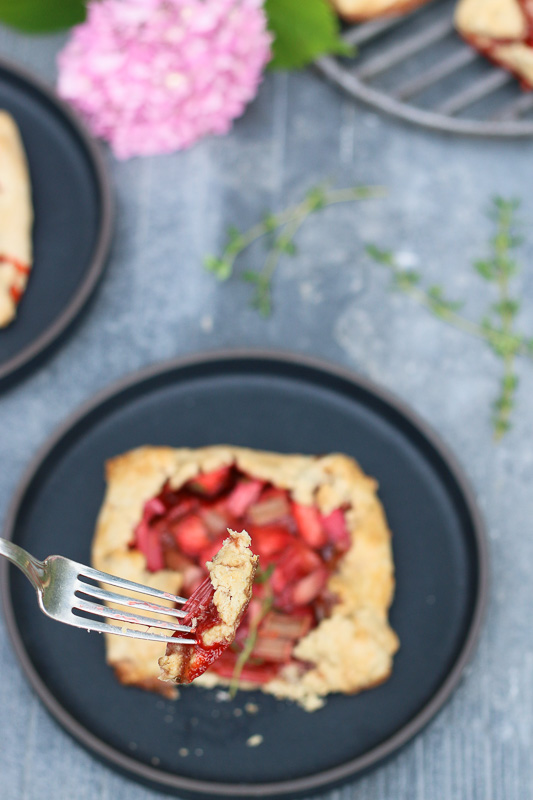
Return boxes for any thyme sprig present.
[205,184,384,316]
[229,564,274,698]
[367,197,530,439]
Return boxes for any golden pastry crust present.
[331,0,431,22]
[455,0,533,88]
[92,445,399,710]
[0,111,33,328]
[159,530,258,683]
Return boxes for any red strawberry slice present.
[172,515,210,557]
[271,542,323,608]
[187,466,233,497]
[226,479,264,517]
[321,508,351,552]
[249,525,293,559]
[291,567,329,607]
[210,650,280,684]
[292,503,327,549]
[133,520,165,572]
[198,533,228,566]
[279,540,322,579]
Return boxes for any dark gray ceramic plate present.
[1,352,488,798]
[0,57,113,389]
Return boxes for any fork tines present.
[74,564,195,645]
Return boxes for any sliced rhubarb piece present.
[143,496,166,521]
[321,508,351,552]
[187,466,233,497]
[259,610,313,640]
[292,502,327,549]
[162,549,204,592]
[133,520,165,572]
[166,496,199,522]
[159,530,258,684]
[247,489,291,526]
[226,479,264,517]
[201,508,230,536]
[171,514,210,556]
[252,635,294,663]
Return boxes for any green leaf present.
[204,255,233,281]
[492,299,520,319]
[276,236,297,255]
[365,244,394,266]
[265,0,353,70]
[242,270,261,284]
[502,373,519,392]
[395,270,420,289]
[306,185,328,211]
[493,417,511,439]
[0,0,86,32]
[251,285,272,317]
[262,213,278,234]
[474,259,495,280]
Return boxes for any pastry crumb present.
[178,747,189,757]
[245,702,259,715]
[246,734,263,747]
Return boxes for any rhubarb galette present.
[332,0,431,22]
[0,111,33,328]
[92,446,399,710]
[455,0,533,88]
[159,529,258,684]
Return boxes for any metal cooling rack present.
[315,0,533,136]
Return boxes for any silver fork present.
[0,538,195,645]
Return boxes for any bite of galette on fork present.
[159,529,258,684]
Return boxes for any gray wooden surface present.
[1,24,533,800]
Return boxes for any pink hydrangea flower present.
[57,0,272,159]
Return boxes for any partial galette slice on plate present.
[455,0,533,89]
[0,111,33,328]
[159,529,258,684]
[331,0,431,21]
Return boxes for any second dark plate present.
[1,352,488,797]
[0,57,113,388]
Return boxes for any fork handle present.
[0,538,45,591]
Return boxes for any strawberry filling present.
[131,464,352,685]
[1,254,30,308]
[166,575,227,683]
